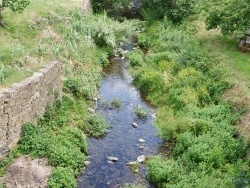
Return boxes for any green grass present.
[196,22,250,81]
[0,0,83,86]
[129,19,250,187]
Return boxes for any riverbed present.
[77,42,163,188]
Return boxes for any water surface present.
[77,56,162,188]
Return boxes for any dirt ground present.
[3,155,52,188]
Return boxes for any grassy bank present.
[127,19,250,187]
[0,0,140,187]
[195,21,250,139]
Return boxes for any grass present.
[129,17,249,187]
[135,105,147,118]
[195,20,250,80]
[0,0,82,86]
[195,20,250,139]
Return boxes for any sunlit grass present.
[0,0,83,86]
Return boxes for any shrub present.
[81,113,110,138]
[135,105,147,118]
[63,78,82,97]
[133,67,166,105]
[47,167,76,188]
[110,99,121,109]
[147,156,184,186]
[127,49,145,67]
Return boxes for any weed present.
[81,113,110,138]
[130,20,248,187]
[0,64,11,85]
[126,49,144,67]
[128,162,140,174]
[110,99,121,109]
[47,167,76,188]
[135,105,147,118]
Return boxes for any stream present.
[77,41,163,188]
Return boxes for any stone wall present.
[0,61,62,158]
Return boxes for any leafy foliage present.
[91,0,130,17]
[126,49,144,67]
[135,105,147,118]
[47,167,76,188]
[129,21,248,187]
[0,0,30,22]
[141,0,196,22]
[81,113,110,138]
[204,0,250,36]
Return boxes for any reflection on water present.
[77,57,163,188]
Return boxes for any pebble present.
[132,122,138,128]
[126,161,137,165]
[139,146,144,150]
[138,139,145,143]
[84,161,91,166]
[107,157,118,162]
[137,155,146,163]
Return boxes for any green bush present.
[63,78,82,97]
[147,156,184,186]
[81,113,110,138]
[133,67,166,105]
[135,105,148,118]
[110,99,121,109]
[47,167,76,188]
[127,49,145,67]
[130,20,248,188]
[20,124,87,174]
[141,0,196,22]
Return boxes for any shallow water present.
[77,52,163,188]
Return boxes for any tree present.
[0,0,30,26]
[204,0,250,36]
[141,0,197,22]
[91,0,130,17]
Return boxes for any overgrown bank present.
[127,20,250,187]
[0,2,141,187]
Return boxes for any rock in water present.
[107,157,118,162]
[126,161,137,165]
[137,155,146,163]
[84,161,91,166]
[138,139,145,143]
[132,122,138,128]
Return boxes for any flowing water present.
[77,12,163,188]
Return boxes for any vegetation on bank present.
[126,17,250,187]
[0,0,141,187]
[1,0,250,187]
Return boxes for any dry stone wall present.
[0,61,62,158]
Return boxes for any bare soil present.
[3,155,52,188]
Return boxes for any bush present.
[63,78,82,97]
[110,99,121,109]
[133,67,166,105]
[81,113,110,138]
[127,49,145,67]
[48,167,76,188]
[135,105,147,118]
[147,156,184,186]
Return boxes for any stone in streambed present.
[107,156,118,162]
[137,155,146,163]
[138,139,145,143]
[132,122,138,128]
